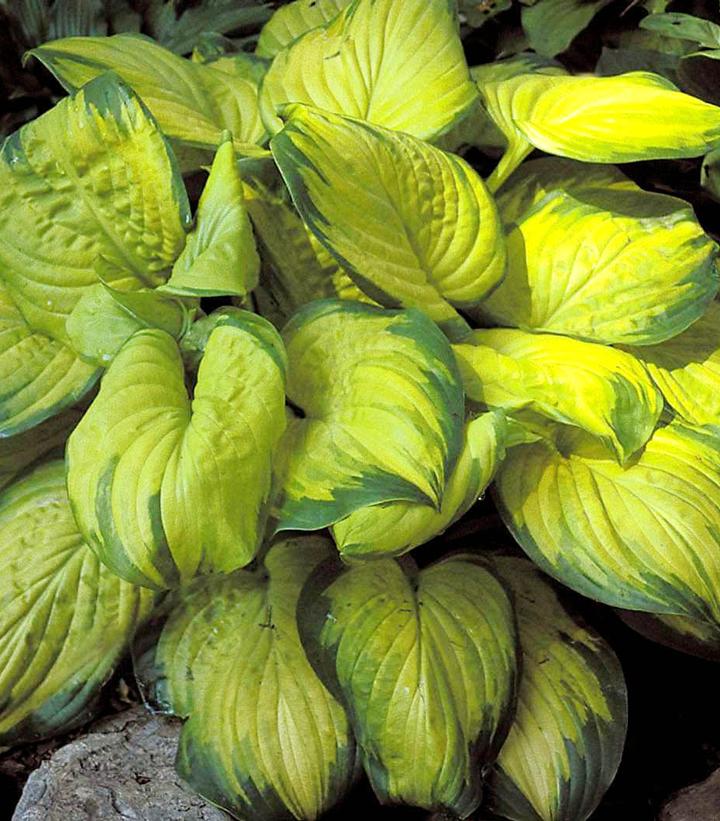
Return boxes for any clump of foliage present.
[1,0,720,819]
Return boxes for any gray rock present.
[12,706,228,821]
[660,767,720,821]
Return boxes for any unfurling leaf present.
[486,557,627,821]
[299,553,518,816]
[259,0,478,141]
[0,461,154,746]
[272,105,506,340]
[275,300,464,531]
[161,136,260,298]
[66,310,287,589]
[0,72,190,345]
[256,0,351,58]
[138,536,357,821]
[495,422,720,626]
[30,34,268,161]
[477,159,718,345]
[453,328,662,461]
[332,412,507,559]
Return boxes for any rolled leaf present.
[138,536,357,820]
[298,553,518,816]
[66,310,287,589]
[256,0,351,58]
[495,422,720,623]
[161,136,260,298]
[332,412,507,559]
[0,73,190,344]
[31,34,268,159]
[272,105,506,340]
[0,461,154,746]
[275,299,464,531]
[453,328,662,461]
[0,282,98,436]
[486,556,627,821]
[259,0,478,141]
[478,159,718,345]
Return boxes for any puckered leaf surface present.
[275,299,464,531]
[0,461,154,746]
[67,310,287,589]
[139,536,356,821]
[298,553,518,816]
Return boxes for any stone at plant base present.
[12,706,228,821]
[660,768,720,820]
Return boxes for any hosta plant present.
[2,0,720,819]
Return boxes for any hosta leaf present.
[0,461,154,745]
[255,0,351,58]
[521,0,613,58]
[482,71,720,188]
[640,12,720,50]
[272,105,506,340]
[619,609,720,659]
[138,536,356,821]
[0,282,98,436]
[161,136,260,298]
[245,182,367,327]
[0,72,190,344]
[275,300,464,531]
[66,310,287,589]
[486,557,627,821]
[298,553,518,816]
[626,303,720,426]
[332,412,507,559]
[31,34,268,160]
[259,0,478,141]
[477,159,718,345]
[495,422,720,624]
[66,283,190,367]
[453,328,662,461]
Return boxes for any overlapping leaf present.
[275,300,464,531]
[299,553,518,816]
[477,159,718,345]
[0,461,154,746]
[259,0,478,141]
[255,0,351,58]
[0,73,190,344]
[66,309,287,589]
[495,423,720,625]
[272,105,506,340]
[486,557,627,821]
[332,412,506,559]
[454,328,662,461]
[31,34,268,158]
[138,536,356,821]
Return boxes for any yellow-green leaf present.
[626,302,720,426]
[256,0,351,58]
[482,71,720,188]
[66,309,287,589]
[332,412,507,559]
[161,136,260,298]
[0,461,154,746]
[138,536,356,821]
[30,34,268,160]
[275,300,465,531]
[454,328,662,461]
[271,105,506,340]
[486,556,627,821]
[0,282,98,436]
[495,422,720,624]
[477,158,718,345]
[0,73,190,345]
[298,553,518,816]
[259,0,478,141]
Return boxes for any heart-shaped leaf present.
[67,309,287,589]
[298,552,518,816]
[275,299,465,531]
